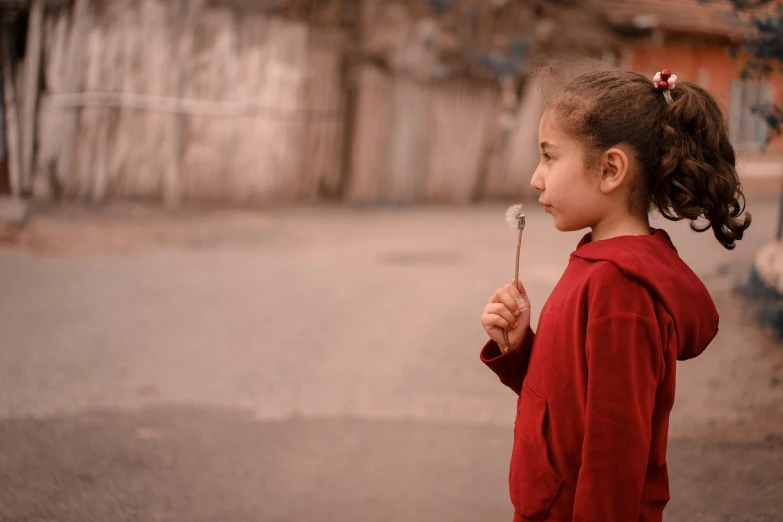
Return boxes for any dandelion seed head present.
[505,204,525,230]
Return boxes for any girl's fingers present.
[495,288,520,317]
[505,282,521,299]
[486,281,530,326]
[482,313,511,332]
[509,280,529,312]
[484,303,517,329]
[512,279,529,301]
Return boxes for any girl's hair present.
[536,60,751,250]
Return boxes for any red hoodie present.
[481,229,719,522]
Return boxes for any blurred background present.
[1,0,783,521]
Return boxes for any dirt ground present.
[1,198,782,521]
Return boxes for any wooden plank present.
[20,0,44,194]
[110,0,145,198]
[112,0,177,200]
[478,77,539,200]
[472,94,505,201]
[45,89,354,119]
[347,65,391,204]
[33,6,71,199]
[69,20,118,200]
[89,1,126,202]
[504,78,543,200]
[165,0,205,207]
[258,18,308,202]
[1,27,22,198]
[0,67,6,196]
[220,17,309,203]
[55,0,90,193]
[42,6,69,94]
[228,13,269,203]
[426,82,495,203]
[71,26,103,198]
[180,7,238,202]
[301,28,344,200]
[139,0,178,201]
[384,76,431,203]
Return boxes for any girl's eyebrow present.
[540,141,557,150]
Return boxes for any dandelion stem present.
[503,228,523,353]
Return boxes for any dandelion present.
[502,204,526,352]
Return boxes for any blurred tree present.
[715,0,783,137]
[699,0,783,237]
[731,0,783,238]
[267,0,616,82]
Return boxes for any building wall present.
[629,41,783,153]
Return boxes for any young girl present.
[479,63,752,522]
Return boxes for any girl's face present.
[530,111,605,232]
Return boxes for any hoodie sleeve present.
[573,313,662,522]
[479,327,535,396]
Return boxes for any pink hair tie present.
[652,69,677,105]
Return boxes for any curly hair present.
[536,60,751,250]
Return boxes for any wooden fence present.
[31,0,344,205]
[2,0,543,206]
[348,66,541,204]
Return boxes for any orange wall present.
[630,42,783,152]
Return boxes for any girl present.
[479,62,752,522]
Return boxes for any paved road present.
[1,199,782,521]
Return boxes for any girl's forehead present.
[539,111,571,144]
[540,111,563,135]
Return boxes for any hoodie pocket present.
[509,382,563,520]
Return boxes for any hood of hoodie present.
[571,228,719,360]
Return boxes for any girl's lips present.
[539,201,552,212]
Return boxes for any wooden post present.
[1,24,22,199]
[20,0,44,194]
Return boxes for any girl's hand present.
[481,280,531,352]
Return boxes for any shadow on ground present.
[1,406,781,522]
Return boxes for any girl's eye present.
[542,153,552,161]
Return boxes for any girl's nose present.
[530,165,544,192]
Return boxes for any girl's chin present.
[551,215,582,233]
[550,213,564,230]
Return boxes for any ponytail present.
[654,82,751,250]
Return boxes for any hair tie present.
[652,69,677,105]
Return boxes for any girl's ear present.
[598,146,630,195]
